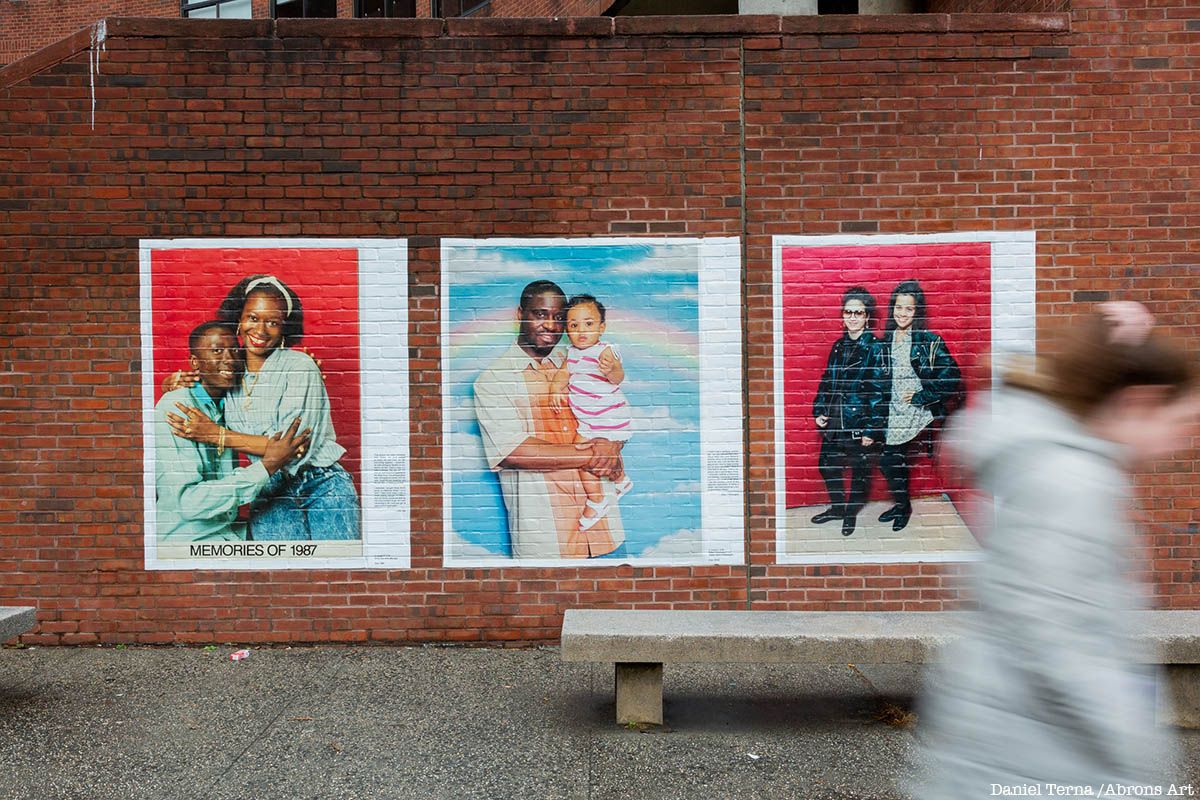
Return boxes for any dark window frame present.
[270,0,338,18]
[181,0,251,17]
[816,0,858,13]
[431,0,491,17]
[354,0,416,17]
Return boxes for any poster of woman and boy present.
[774,232,1037,564]
[140,239,411,570]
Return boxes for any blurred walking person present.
[918,302,1199,797]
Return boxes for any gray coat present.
[916,388,1176,797]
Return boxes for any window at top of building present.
[272,0,337,17]
[182,0,252,17]
[604,0,737,13]
[432,0,492,16]
[356,0,416,16]
[817,0,858,12]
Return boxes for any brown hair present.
[1005,312,1197,417]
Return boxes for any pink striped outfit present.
[566,342,633,442]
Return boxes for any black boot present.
[879,445,912,525]
[811,508,841,525]
[841,515,856,537]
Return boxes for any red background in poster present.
[780,243,992,510]
[150,248,362,491]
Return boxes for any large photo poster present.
[773,232,1036,564]
[140,239,410,570]
[442,238,744,567]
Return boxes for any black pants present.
[818,436,871,518]
[879,441,914,509]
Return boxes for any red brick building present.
[2,2,1197,646]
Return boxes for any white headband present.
[245,276,294,317]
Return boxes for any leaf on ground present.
[848,663,918,728]
[875,702,918,729]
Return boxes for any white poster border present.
[139,238,411,571]
[441,236,745,568]
[772,231,1036,565]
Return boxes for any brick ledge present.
[785,12,1069,34]
[0,24,97,92]
[0,11,1071,89]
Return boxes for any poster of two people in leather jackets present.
[773,234,1037,563]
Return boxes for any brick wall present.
[488,1,606,16]
[927,0,1069,12]
[2,4,1199,646]
[0,0,178,66]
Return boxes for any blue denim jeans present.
[249,463,361,541]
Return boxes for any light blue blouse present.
[225,347,346,475]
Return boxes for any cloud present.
[622,369,701,395]
[608,245,699,276]
[444,401,483,438]
[444,246,574,286]
[652,286,699,302]
[446,242,692,286]
[671,480,702,494]
[445,392,479,416]
[639,528,702,558]
[445,529,507,560]
[629,404,697,434]
[445,429,488,471]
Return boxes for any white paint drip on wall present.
[90,20,106,130]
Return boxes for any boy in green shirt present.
[153,322,309,542]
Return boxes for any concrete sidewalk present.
[0,645,1195,800]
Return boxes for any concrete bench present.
[561,608,1200,727]
[0,607,35,644]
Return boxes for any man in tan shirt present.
[474,280,626,559]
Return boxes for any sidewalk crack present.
[190,651,348,799]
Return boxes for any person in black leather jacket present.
[875,280,963,532]
[812,286,882,537]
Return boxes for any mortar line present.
[739,34,752,612]
[586,661,595,800]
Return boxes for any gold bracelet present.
[217,427,226,457]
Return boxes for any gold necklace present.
[242,371,261,410]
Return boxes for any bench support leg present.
[1160,665,1200,728]
[615,662,663,726]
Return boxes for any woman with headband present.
[166,274,360,541]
